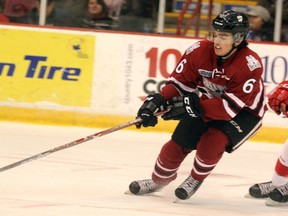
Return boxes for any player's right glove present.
[136,93,166,128]
[162,92,204,120]
[268,80,288,117]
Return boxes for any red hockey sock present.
[152,139,192,184]
[191,127,229,181]
[275,158,288,177]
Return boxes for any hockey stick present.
[0,110,169,172]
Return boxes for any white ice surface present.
[0,122,287,215]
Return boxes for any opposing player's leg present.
[272,139,288,186]
[248,139,288,200]
[266,140,288,205]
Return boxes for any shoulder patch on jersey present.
[186,41,200,55]
[246,55,261,71]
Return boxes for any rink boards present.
[0,106,286,144]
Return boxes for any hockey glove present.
[162,92,204,120]
[136,93,166,128]
[268,81,288,117]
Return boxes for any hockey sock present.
[152,139,192,184]
[191,127,229,181]
[272,139,288,186]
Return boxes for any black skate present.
[268,183,288,203]
[128,179,165,195]
[248,181,275,198]
[175,175,203,200]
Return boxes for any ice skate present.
[266,183,288,207]
[175,175,203,200]
[128,179,165,195]
[248,181,275,198]
[265,183,288,206]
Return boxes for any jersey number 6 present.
[243,78,256,93]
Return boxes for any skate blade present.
[173,198,180,203]
[124,190,160,197]
[124,190,135,195]
[265,198,288,207]
[244,193,268,199]
[244,193,253,198]
[125,190,180,203]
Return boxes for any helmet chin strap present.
[216,43,238,66]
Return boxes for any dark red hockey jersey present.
[161,40,267,122]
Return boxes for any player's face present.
[208,30,236,56]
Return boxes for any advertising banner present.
[0,28,95,107]
[93,33,288,130]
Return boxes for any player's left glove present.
[268,80,288,117]
[162,92,204,120]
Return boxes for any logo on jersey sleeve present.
[186,42,200,55]
[246,55,261,71]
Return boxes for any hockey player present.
[248,80,288,206]
[128,10,267,201]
